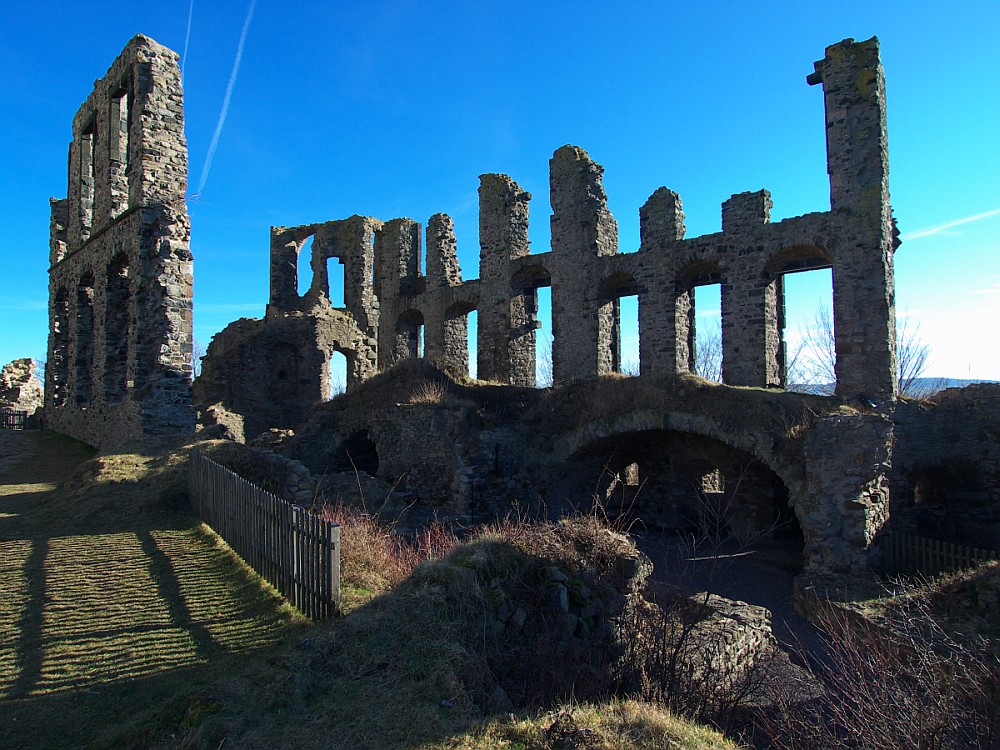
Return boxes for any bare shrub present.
[616,590,775,733]
[759,587,1000,749]
[319,500,457,594]
[409,379,448,404]
[695,319,723,382]
[611,468,781,734]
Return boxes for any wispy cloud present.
[974,282,1000,296]
[196,0,257,195]
[901,207,1000,241]
[181,0,194,82]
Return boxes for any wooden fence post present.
[188,451,341,619]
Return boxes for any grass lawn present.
[0,431,302,749]
[0,430,740,750]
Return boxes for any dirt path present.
[636,533,829,659]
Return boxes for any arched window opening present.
[535,286,553,387]
[74,273,95,405]
[103,254,130,403]
[51,288,70,407]
[510,265,551,388]
[780,266,833,393]
[619,294,640,375]
[109,79,132,216]
[466,310,479,379]
[599,272,641,376]
[693,283,722,381]
[78,119,96,239]
[396,310,424,362]
[297,235,315,297]
[327,257,345,308]
[328,349,348,398]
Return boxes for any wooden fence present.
[1,408,27,430]
[879,530,996,577]
[189,451,340,618]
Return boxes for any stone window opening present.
[296,235,315,296]
[692,280,722,382]
[328,349,348,398]
[109,78,132,216]
[78,117,96,239]
[50,287,70,407]
[466,309,478,379]
[326,256,346,308]
[396,309,425,361]
[74,273,96,405]
[599,272,641,377]
[509,265,552,388]
[103,254,131,403]
[535,285,553,387]
[768,248,833,391]
[443,301,476,378]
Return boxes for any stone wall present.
[46,35,193,449]
[887,385,1000,550]
[196,37,898,443]
[277,361,901,573]
[0,359,44,416]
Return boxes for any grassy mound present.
[1,431,738,750]
[143,513,737,750]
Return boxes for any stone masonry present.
[48,36,967,575]
[46,35,194,449]
[0,359,44,415]
[198,37,897,438]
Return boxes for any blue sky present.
[2,1,998,380]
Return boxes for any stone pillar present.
[639,187,686,374]
[268,226,303,312]
[720,191,781,387]
[802,413,893,573]
[319,216,381,385]
[49,198,68,265]
[424,213,467,374]
[477,174,531,383]
[375,218,422,370]
[809,37,896,399]
[549,145,618,383]
[426,213,461,290]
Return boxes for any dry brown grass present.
[0,431,746,750]
[456,700,741,749]
[408,378,448,404]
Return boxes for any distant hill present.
[788,378,998,397]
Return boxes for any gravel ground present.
[634,531,829,659]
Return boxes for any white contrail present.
[181,0,194,81]
[196,0,257,195]
[901,207,1000,241]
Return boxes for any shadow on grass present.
[0,431,301,749]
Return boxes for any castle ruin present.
[45,35,194,450]
[46,35,1000,574]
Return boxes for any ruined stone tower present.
[46,35,194,449]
